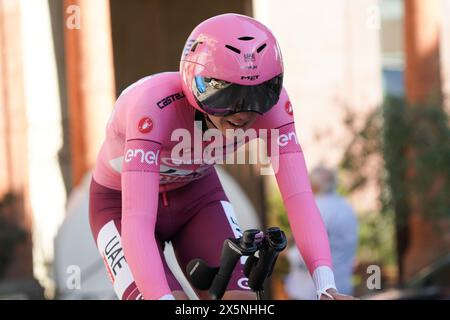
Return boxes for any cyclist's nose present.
[228,112,254,122]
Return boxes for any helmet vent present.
[191,41,203,52]
[225,45,241,54]
[257,43,267,53]
[238,36,254,41]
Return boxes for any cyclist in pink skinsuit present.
[90,13,350,300]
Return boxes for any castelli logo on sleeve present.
[156,92,186,109]
[285,101,293,116]
[138,117,153,133]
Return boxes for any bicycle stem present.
[245,227,287,293]
[209,229,260,300]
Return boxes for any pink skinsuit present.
[90,72,335,300]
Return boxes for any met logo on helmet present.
[124,148,160,165]
[241,75,259,81]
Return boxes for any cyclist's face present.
[207,112,258,134]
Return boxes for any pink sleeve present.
[271,123,333,274]
[256,87,335,294]
[119,92,172,299]
[121,139,171,299]
[255,87,333,274]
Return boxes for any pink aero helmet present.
[180,13,284,116]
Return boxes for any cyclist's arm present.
[273,143,337,298]
[120,105,173,300]
[259,88,337,298]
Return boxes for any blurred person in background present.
[284,166,359,299]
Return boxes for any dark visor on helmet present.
[192,74,283,116]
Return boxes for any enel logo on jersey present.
[123,139,161,172]
[124,149,160,165]
[277,131,298,147]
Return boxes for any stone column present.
[63,0,116,187]
[0,0,33,280]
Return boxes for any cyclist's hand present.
[319,288,358,300]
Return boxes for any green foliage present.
[383,97,450,222]
[339,106,398,266]
[357,211,396,266]
[341,107,383,194]
[340,96,450,274]
[266,190,292,278]
[341,97,450,224]
[381,97,411,227]
[266,188,290,237]
[268,98,449,276]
